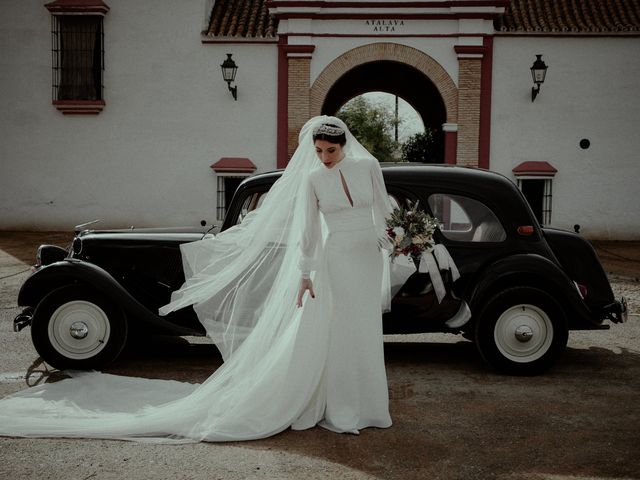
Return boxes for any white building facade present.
[1,0,638,239]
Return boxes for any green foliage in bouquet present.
[385,200,439,258]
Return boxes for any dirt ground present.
[0,231,75,264]
[591,240,640,280]
[0,231,638,480]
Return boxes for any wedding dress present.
[0,116,393,442]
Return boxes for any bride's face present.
[314,139,345,169]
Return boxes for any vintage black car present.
[14,164,627,375]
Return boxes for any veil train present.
[0,116,391,442]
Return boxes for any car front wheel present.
[475,286,568,375]
[31,286,128,370]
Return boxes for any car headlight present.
[72,237,83,256]
[36,245,68,266]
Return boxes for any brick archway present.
[309,43,458,123]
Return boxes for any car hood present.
[76,226,217,242]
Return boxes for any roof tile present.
[513,161,558,176]
[496,0,640,33]
[211,157,257,173]
[207,0,278,38]
[207,0,639,37]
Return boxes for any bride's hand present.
[296,278,315,308]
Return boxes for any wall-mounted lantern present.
[220,53,238,101]
[530,54,548,102]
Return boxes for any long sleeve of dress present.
[370,159,394,250]
[298,174,321,279]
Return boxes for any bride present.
[0,115,394,442]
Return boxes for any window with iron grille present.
[51,15,104,102]
[217,175,246,221]
[211,158,257,220]
[517,178,553,226]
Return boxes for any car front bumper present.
[13,307,33,332]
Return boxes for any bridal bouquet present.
[385,200,439,262]
[386,201,461,305]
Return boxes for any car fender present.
[18,259,198,336]
[467,253,595,328]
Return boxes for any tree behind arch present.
[401,130,436,163]
[336,96,399,162]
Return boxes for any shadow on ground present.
[21,335,637,480]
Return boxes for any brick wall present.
[287,57,311,159]
[457,57,482,167]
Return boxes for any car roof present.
[236,163,535,226]
[241,163,517,198]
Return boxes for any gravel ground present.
[0,233,638,480]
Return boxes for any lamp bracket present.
[227,82,238,101]
[532,85,540,102]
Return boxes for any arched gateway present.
[310,43,457,122]
[281,40,490,169]
[272,2,497,169]
[309,43,458,164]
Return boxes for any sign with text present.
[365,20,405,32]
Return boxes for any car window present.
[428,193,506,243]
[237,192,266,224]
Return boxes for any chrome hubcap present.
[515,325,534,342]
[494,304,553,363]
[69,321,89,339]
[48,300,110,360]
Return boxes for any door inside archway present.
[321,60,447,162]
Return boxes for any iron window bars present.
[51,15,104,101]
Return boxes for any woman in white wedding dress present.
[0,116,394,442]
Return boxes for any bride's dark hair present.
[312,123,347,146]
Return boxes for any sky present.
[355,91,425,142]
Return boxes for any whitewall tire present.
[475,286,568,375]
[31,286,127,370]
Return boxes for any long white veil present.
[160,115,390,360]
[0,116,392,443]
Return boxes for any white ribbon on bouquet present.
[389,244,460,303]
[418,243,461,303]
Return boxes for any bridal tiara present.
[313,124,345,137]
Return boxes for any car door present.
[226,180,472,334]
[423,191,509,302]
[380,186,462,333]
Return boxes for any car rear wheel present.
[31,286,128,370]
[474,286,568,375]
